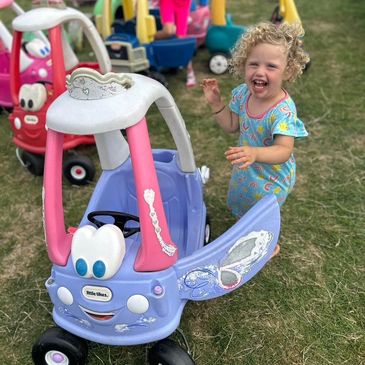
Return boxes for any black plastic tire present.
[208,53,229,75]
[63,154,95,185]
[19,150,44,176]
[146,70,169,88]
[32,327,88,365]
[304,58,311,72]
[204,214,211,245]
[148,339,196,365]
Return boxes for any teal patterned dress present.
[227,84,308,217]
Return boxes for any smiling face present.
[245,42,289,103]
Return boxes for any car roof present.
[12,7,88,32]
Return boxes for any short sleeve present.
[229,84,248,115]
[271,102,308,139]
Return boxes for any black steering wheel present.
[88,210,140,238]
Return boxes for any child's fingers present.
[226,154,251,168]
[238,161,251,169]
[201,78,218,88]
[226,152,248,164]
[225,147,244,159]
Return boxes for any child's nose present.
[255,65,265,75]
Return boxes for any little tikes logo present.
[82,286,112,302]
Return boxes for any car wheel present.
[32,327,88,365]
[208,53,229,75]
[146,70,169,88]
[204,215,211,245]
[17,149,44,176]
[63,154,95,185]
[304,57,311,72]
[148,339,195,365]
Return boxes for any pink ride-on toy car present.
[187,0,211,47]
[0,0,52,109]
[31,67,281,364]
[8,5,111,184]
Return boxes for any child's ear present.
[283,67,292,81]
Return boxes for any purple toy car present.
[32,68,281,365]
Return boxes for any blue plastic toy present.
[98,0,196,84]
[32,68,280,365]
[205,0,246,74]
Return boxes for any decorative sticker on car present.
[143,189,177,257]
[178,230,273,299]
[115,316,157,333]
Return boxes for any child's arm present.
[225,135,294,169]
[201,78,239,133]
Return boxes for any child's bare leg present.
[270,244,281,258]
[186,61,196,87]
[155,23,176,40]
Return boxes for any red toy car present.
[8,5,111,184]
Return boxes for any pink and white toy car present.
[0,0,52,108]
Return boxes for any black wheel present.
[32,327,88,365]
[204,215,211,245]
[208,53,229,75]
[304,57,311,72]
[148,339,195,365]
[145,70,169,88]
[17,149,44,176]
[63,154,95,185]
[0,106,12,114]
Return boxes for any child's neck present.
[247,89,286,117]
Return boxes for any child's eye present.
[268,64,278,69]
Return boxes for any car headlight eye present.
[75,258,88,276]
[71,224,126,280]
[93,260,106,278]
[18,83,47,111]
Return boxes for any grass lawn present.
[0,0,364,364]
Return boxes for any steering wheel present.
[88,210,140,238]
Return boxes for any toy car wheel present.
[204,215,211,245]
[209,53,229,75]
[32,327,88,365]
[63,154,95,186]
[304,57,311,72]
[145,70,169,88]
[148,339,195,365]
[17,149,44,176]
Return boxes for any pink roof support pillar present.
[127,118,178,271]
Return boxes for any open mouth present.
[80,306,115,321]
[253,80,268,87]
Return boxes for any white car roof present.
[13,7,88,32]
[47,69,196,172]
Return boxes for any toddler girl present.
[202,22,309,254]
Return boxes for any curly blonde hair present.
[229,22,310,83]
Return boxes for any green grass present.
[0,0,364,364]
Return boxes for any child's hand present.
[201,78,222,107]
[225,146,257,169]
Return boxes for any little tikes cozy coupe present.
[32,68,280,365]
[9,6,111,184]
[0,0,52,108]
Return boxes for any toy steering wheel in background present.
[88,211,140,238]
